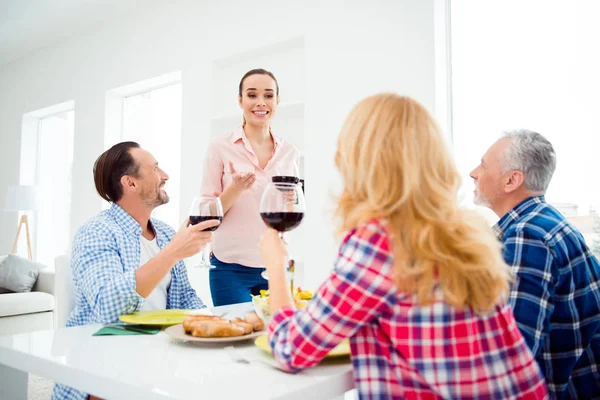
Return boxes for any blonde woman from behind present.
[259,94,548,399]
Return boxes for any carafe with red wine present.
[189,196,223,268]
[259,182,305,282]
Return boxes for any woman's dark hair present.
[238,68,279,96]
[93,141,141,203]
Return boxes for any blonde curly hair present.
[334,93,510,313]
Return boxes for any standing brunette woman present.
[201,69,300,306]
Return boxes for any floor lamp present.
[4,185,39,260]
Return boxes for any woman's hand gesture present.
[228,161,256,191]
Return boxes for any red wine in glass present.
[189,216,223,231]
[189,196,223,267]
[272,176,300,196]
[271,175,300,184]
[260,212,303,231]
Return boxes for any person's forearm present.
[268,266,294,315]
[219,185,244,214]
[135,247,179,298]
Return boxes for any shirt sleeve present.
[72,226,145,324]
[200,139,224,197]
[504,227,557,357]
[268,222,395,372]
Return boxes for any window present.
[20,104,75,265]
[107,74,182,228]
[450,1,600,248]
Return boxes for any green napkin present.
[93,324,160,336]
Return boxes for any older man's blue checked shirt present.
[494,196,600,400]
[52,203,205,399]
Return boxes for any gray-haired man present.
[470,130,600,399]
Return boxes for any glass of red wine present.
[259,182,305,281]
[189,196,223,268]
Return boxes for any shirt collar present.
[231,126,245,143]
[109,203,143,236]
[493,195,546,239]
[272,131,283,148]
[231,126,284,149]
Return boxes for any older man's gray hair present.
[502,129,556,193]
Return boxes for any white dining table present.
[0,302,355,399]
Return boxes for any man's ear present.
[504,170,524,194]
[120,175,136,193]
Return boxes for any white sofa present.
[0,263,56,335]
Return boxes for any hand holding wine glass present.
[188,196,223,268]
[259,182,305,281]
[167,217,219,260]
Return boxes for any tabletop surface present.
[0,302,354,400]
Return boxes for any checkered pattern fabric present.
[52,203,204,399]
[494,196,600,400]
[268,220,548,399]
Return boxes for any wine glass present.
[189,196,223,268]
[259,182,305,283]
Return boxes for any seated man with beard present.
[52,141,218,400]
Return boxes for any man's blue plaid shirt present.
[494,196,600,400]
[52,203,205,399]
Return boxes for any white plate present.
[165,323,265,343]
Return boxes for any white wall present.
[0,0,437,292]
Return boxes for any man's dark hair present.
[93,141,141,203]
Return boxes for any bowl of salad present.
[251,287,314,326]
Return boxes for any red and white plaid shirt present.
[268,220,549,399]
